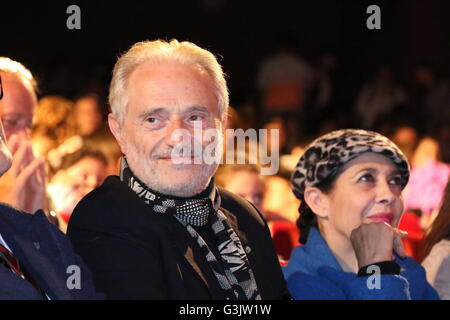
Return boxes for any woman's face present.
[320,152,404,241]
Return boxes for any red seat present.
[270,220,300,262]
[398,211,425,261]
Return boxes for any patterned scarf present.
[120,158,261,300]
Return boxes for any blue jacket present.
[283,227,439,300]
[0,203,101,300]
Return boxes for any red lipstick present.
[367,212,395,224]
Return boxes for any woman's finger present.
[383,222,408,238]
[383,222,408,258]
[393,235,407,259]
[394,228,408,239]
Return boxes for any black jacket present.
[67,176,289,300]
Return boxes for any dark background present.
[2,0,449,109]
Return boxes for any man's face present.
[0,120,12,177]
[109,61,225,197]
[0,71,35,140]
[0,73,13,176]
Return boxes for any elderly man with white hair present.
[0,63,100,300]
[67,39,289,300]
[0,58,46,214]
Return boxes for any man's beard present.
[126,143,221,198]
[154,164,217,197]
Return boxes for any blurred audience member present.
[31,95,77,156]
[47,147,108,231]
[216,163,265,209]
[263,170,300,224]
[411,63,450,135]
[435,122,450,163]
[421,180,450,299]
[410,137,440,168]
[74,93,105,137]
[308,53,337,113]
[0,57,46,214]
[304,53,339,136]
[216,163,299,261]
[391,125,419,162]
[223,106,255,157]
[280,144,305,174]
[82,125,122,176]
[355,65,408,129]
[404,137,450,230]
[262,117,288,155]
[257,31,313,115]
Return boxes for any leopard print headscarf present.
[291,129,410,199]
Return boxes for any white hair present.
[0,57,37,99]
[109,39,229,124]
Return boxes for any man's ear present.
[304,187,329,219]
[222,111,228,130]
[220,111,228,136]
[108,113,126,154]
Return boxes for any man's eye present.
[2,118,18,127]
[147,117,158,123]
[189,115,203,121]
[358,174,374,182]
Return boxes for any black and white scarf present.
[120,158,261,300]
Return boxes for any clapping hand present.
[0,133,46,214]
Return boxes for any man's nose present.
[5,126,30,142]
[18,127,31,140]
[164,118,190,148]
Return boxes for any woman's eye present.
[358,173,374,182]
[389,176,402,186]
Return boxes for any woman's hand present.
[350,221,408,268]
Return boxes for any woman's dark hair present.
[296,168,342,244]
[420,180,450,261]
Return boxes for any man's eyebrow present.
[182,105,211,115]
[137,105,212,121]
[137,107,168,120]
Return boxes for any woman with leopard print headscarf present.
[283,129,439,299]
